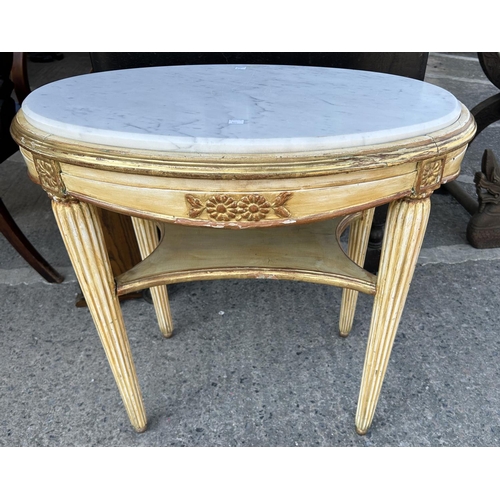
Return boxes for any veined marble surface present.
[22,65,462,154]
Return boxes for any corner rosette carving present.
[414,159,444,196]
[185,192,293,222]
[33,157,66,198]
[421,161,443,187]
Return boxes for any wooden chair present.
[0,52,63,283]
[6,52,143,300]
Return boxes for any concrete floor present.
[1,53,500,447]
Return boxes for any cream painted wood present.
[131,217,173,337]
[51,199,147,432]
[12,106,474,228]
[355,197,431,435]
[339,208,375,337]
[116,217,377,296]
[10,72,476,435]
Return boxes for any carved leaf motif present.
[189,207,206,218]
[185,194,206,217]
[273,206,291,218]
[186,194,204,209]
[272,191,293,207]
[271,192,293,218]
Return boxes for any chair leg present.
[131,217,173,337]
[339,208,375,337]
[355,197,430,435]
[52,199,147,432]
[363,204,389,274]
[0,197,64,283]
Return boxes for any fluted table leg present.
[131,217,174,337]
[355,196,430,435]
[52,199,147,432]
[339,208,375,337]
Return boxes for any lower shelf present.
[116,216,377,296]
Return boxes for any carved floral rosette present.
[186,192,293,222]
[33,156,66,198]
[414,158,445,196]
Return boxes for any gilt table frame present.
[12,93,475,434]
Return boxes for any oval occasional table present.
[11,65,476,435]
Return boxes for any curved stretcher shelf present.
[116,216,377,296]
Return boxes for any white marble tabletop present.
[21,64,462,154]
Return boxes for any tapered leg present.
[52,199,147,432]
[339,208,375,337]
[355,196,431,435]
[131,217,174,337]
